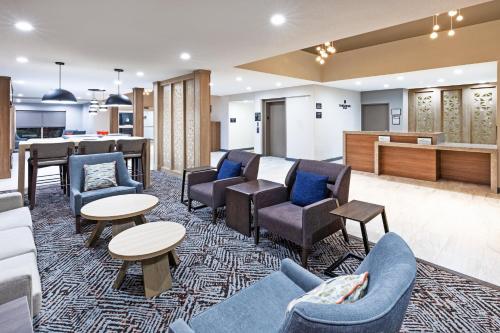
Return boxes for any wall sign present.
[316,112,322,119]
[230,118,236,123]
[339,100,351,110]
[392,116,401,125]
[255,113,261,121]
[315,103,322,109]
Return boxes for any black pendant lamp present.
[105,68,132,106]
[42,62,77,103]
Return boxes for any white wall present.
[80,104,110,134]
[211,84,362,160]
[360,89,409,132]
[211,95,229,149]
[228,101,255,150]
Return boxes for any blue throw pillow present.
[291,171,329,207]
[217,160,242,180]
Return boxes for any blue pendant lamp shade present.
[42,62,77,103]
[105,68,132,106]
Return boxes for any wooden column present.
[109,107,119,133]
[0,76,11,179]
[497,59,500,193]
[133,87,144,137]
[194,70,211,166]
[153,82,163,170]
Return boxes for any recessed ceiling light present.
[17,93,23,97]
[355,81,362,86]
[16,99,21,103]
[383,84,390,88]
[15,21,34,31]
[209,82,213,87]
[180,52,191,60]
[77,96,82,99]
[136,71,144,77]
[236,77,242,82]
[270,14,286,26]
[453,69,463,75]
[437,78,445,83]
[246,86,252,91]
[13,80,25,84]
[276,82,282,87]
[16,56,29,63]
[396,76,404,80]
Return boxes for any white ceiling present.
[0,0,488,100]
[324,62,498,92]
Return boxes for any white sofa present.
[0,192,41,316]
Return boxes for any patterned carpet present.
[29,171,499,332]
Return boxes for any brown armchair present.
[187,150,260,224]
[253,159,351,267]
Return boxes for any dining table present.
[17,134,152,194]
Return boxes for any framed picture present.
[254,113,261,121]
[392,115,400,125]
[316,112,322,119]
[391,108,401,116]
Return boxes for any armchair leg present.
[254,226,260,245]
[301,248,310,268]
[187,199,192,212]
[212,208,217,224]
[76,216,81,234]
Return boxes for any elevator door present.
[266,101,286,157]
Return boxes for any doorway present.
[362,104,390,131]
[263,100,286,157]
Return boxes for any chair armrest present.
[253,186,288,226]
[302,198,337,246]
[121,178,143,193]
[187,170,218,187]
[331,166,351,206]
[168,319,195,333]
[0,270,33,316]
[70,188,83,216]
[212,176,245,207]
[0,192,23,213]
[281,259,323,292]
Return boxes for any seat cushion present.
[217,160,242,180]
[189,182,214,207]
[0,227,36,261]
[0,252,42,316]
[291,171,328,207]
[0,207,33,231]
[81,186,136,205]
[258,202,303,245]
[190,271,305,333]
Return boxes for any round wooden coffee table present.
[108,222,186,298]
[81,194,159,247]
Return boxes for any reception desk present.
[344,131,498,193]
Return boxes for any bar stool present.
[28,142,75,209]
[116,139,147,188]
[77,140,115,155]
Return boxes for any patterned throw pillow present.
[287,272,369,312]
[83,161,117,192]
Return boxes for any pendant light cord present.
[117,71,120,94]
[59,64,62,89]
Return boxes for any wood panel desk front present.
[374,142,498,192]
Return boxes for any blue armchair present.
[69,152,142,233]
[168,232,416,333]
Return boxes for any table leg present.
[381,210,389,233]
[181,169,187,204]
[359,223,370,254]
[113,261,131,289]
[112,221,136,237]
[144,140,151,188]
[168,249,180,266]
[134,214,148,225]
[85,221,106,247]
[17,146,26,195]
[142,253,172,298]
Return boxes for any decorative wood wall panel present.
[442,90,462,142]
[409,84,497,145]
[415,92,434,132]
[185,79,195,168]
[162,85,172,168]
[0,76,11,179]
[470,87,496,144]
[155,70,211,173]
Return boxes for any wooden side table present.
[325,200,389,277]
[226,180,283,237]
[180,166,215,209]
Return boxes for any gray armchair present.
[168,232,417,333]
[254,159,351,267]
[187,150,260,224]
[69,152,142,233]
